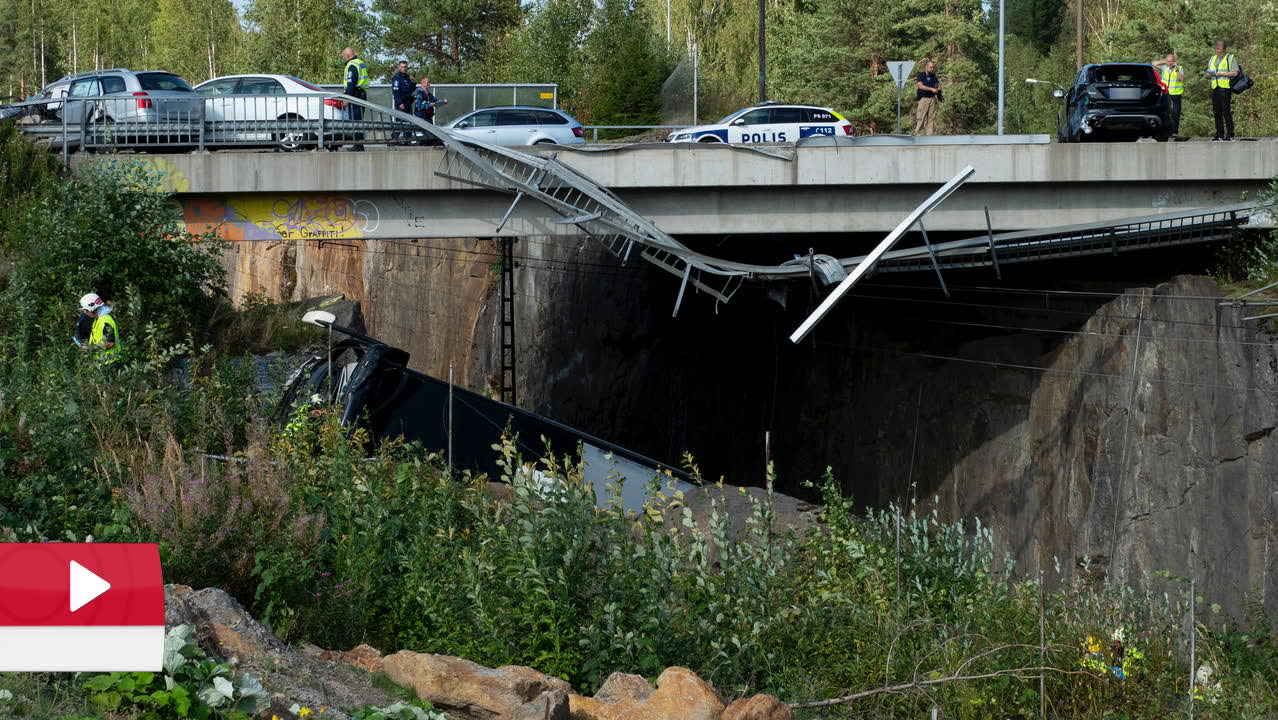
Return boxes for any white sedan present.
[667,102,853,143]
[195,74,345,150]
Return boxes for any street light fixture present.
[1025,79,1067,141]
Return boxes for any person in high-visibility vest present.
[1152,53,1184,139]
[78,292,119,362]
[1206,41,1239,141]
[341,47,370,151]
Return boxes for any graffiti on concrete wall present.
[181,194,380,241]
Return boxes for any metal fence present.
[317,83,557,126]
[6,91,445,160]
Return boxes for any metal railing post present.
[318,101,326,150]
[593,128,599,143]
[61,105,69,164]
[197,99,206,153]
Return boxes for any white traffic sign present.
[887,61,916,90]
[69,561,111,613]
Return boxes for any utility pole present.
[758,0,766,102]
[997,0,1005,134]
[1076,0,1084,70]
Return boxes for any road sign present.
[0,544,164,671]
[887,61,916,90]
[886,61,917,134]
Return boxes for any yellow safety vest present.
[1208,54,1234,90]
[345,58,370,89]
[1160,66,1184,95]
[89,313,119,361]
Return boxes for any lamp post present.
[758,0,766,102]
[997,0,1005,134]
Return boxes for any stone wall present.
[222,238,1278,618]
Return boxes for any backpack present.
[1232,65,1254,94]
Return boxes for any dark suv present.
[1060,63,1170,142]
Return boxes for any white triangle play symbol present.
[69,560,111,612]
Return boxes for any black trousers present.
[1167,95,1181,136]
[1212,87,1234,138]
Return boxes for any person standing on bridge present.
[1206,41,1239,141]
[1152,53,1183,138]
[914,60,941,136]
[391,60,415,143]
[341,47,370,151]
[391,61,414,115]
[413,77,447,124]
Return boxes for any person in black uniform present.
[390,60,414,142]
[391,61,414,114]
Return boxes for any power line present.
[909,316,1278,351]
[844,291,1249,331]
[815,339,1278,396]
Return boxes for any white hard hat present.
[79,293,105,312]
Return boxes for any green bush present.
[1,158,226,349]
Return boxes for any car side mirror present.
[457,121,469,128]
[731,118,745,126]
[1052,89,1065,99]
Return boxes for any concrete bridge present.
[113,140,1277,242]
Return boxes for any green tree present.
[3,159,226,341]
[243,0,370,83]
[373,0,519,77]
[150,0,243,83]
[769,0,996,134]
[1008,0,1062,55]
[578,0,671,129]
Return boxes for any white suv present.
[668,102,853,143]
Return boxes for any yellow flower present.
[298,708,313,718]
[1084,636,1102,653]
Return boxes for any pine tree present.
[151,0,242,83]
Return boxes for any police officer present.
[1152,53,1183,138]
[391,61,414,114]
[341,47,370,151]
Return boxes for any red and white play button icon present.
[0,544,164,671]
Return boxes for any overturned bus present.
[273,312,693,511]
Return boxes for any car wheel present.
[275,114,314,151]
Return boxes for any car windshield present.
[713,109,746,125]
[137,73,194,92]
[1089,66,1155,84]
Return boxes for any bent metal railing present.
[1,92,978,315]
[4,91,763,312]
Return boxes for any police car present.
[667,102,852,143]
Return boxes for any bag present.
[1232,66,1253,94]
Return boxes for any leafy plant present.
[82,625,268,720]
[349,701,449,720]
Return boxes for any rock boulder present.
[382,651,572,720]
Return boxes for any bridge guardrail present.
[3,91,431,160]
